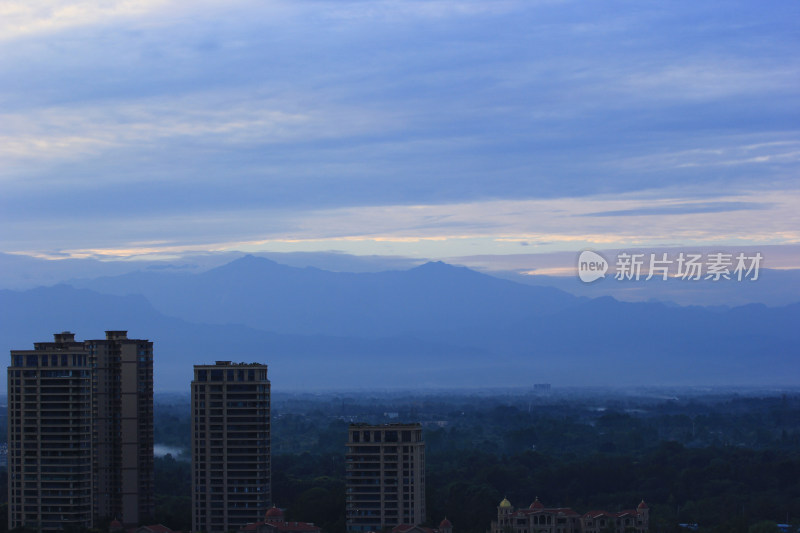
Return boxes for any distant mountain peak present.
[411,260,473,273]
[414,261,449,269]
[234,254,276,265]
[208,254,283,272]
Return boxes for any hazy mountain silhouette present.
[0,285,488,391]
[68,255,580,337]
[1,256,797,389]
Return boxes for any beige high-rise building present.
[89,331,155,524]
[346,423,426,533]
[7,331,154,532]
[192,361,271,533]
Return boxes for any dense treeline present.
[266,392,800,533]
[4,391,800,532]
[261,439,800,533]
[153,455,192,530]
[273,453,346,533]
[146,392,800,533]
[425,443,800,533]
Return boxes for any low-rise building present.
[489,497,649,533]
[239,506,321,533]
[109,520,181,533]
[392,518,453,533]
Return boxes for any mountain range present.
[1,255,798,391]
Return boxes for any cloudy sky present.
[1,0,799,266]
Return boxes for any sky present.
[1,0,799,268]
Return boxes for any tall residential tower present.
[90,331,155,524]
[192,361,271,533]
[346,423,426,533]
[7,331,154,532]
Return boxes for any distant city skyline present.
[1,1,798,266]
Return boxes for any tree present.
[748,521,781,533]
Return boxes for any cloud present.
[619,61,798,101]
[614,139,800,172]
[5,189,800,261]
[582,201,773,217]
[0,0,798,260]
[0,0,174,40]
[0,93,384,171]
[311,0,527,22]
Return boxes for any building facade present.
[7,331,154,532]
[346,423,426,533]
[392,518,453,533]
[239,506,322,533]
[192,361,271,533]
[489,497,649,533]
[90,331,155,525]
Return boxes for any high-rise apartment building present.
[192,361,271,533]
[8,332,92,531]
[89,331,154,524]
[346,423,426,533]
[7,331,154,532]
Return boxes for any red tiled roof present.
[240,520,321,532]
[275,523,320,531]
[516,507,579,517]
[552,508,580,516]
[504,499,643,522]
[439,518,453,528]
[126,525,176,533]
[391,525,435,533]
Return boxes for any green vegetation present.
[4,390,800,532]
[261,391,800,533]
[153,454,192,530]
